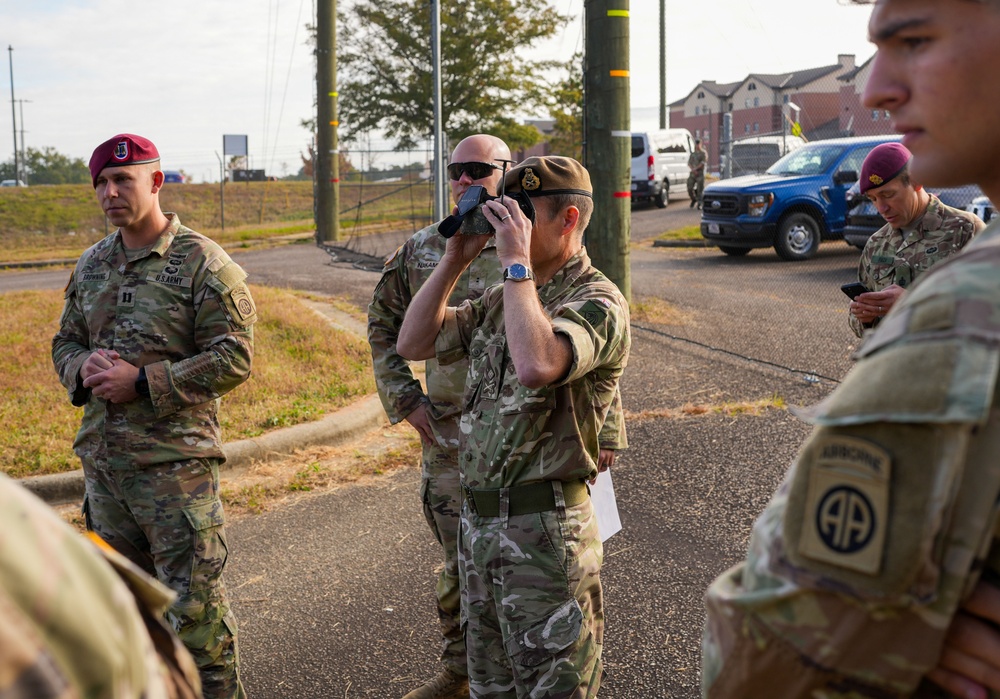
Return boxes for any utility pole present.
[8,46,18,184]
[430,0,447,220]
[583,0,631,301]
[17,99,30,184]
[316,0,339,242]
[659,0,666,129]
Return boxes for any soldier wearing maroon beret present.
[847,140,984,337]
[53,133,255,698]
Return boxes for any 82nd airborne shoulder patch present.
[798,435,892,576]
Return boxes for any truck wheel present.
[774,213,821,261]
[654,183,668,208]
[719,245,751,257]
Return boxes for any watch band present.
[134,366,150,397]
[503,263,534,282]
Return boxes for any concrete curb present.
[18,394,390,506]
[651,239,712,248]
[0,258,77,270]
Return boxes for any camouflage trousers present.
[459,490,603,698]
[687,173,705,202]
[420,416,467,676]
[81,457,245,699]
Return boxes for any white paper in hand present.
[591,470,622,542]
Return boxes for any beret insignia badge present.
[114,141,129,161]
[868,173,884,186]
[521,168,541,191]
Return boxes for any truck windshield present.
[766,144,844,176]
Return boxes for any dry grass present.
[220,424,421,517]
[625,395,787,422]
[0,181,434,263]
[656,224,702,241]
[630,295,690,326]
[1,285,375,478]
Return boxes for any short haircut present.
[538,193,594,234]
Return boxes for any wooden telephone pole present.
[583,1,631,301]
[316,0,339,242]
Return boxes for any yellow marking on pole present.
[329,91,338,97]
[330,121,339,126]
[607,9,629,17]
[610,70,629,78]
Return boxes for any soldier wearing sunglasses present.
[369,136,625,698]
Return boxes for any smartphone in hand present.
[841,282,869,300]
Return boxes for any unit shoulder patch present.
[797,435,892,576]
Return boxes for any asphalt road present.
[2,204,865,697]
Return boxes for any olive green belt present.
[463,480,589,517]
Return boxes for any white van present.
[630,129,694,208]
[723,135,805,178]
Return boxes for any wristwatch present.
[503,263,534,282]
[134,366,150,397]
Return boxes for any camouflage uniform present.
[0,471,201,699]
[703,219,1000,698]
[850,193,983,337]
[436,248,630,698]
[368,225,627,679]
[688,148,707,204]
[52,213,255,699]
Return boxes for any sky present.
[0,0,877,183]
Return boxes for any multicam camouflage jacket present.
[436,248,631,488]
[368,224,627,449]
[850,193,983,337]
[704,219,1000,698]
[0,472,200,698]
[52,214,256,469]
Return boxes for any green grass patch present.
[1,284,375,478]
[657,225,702,241]
[0,181,435,263]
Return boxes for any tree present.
[338,0,568,152]
[0,147,90,185]
[547,52,584,161]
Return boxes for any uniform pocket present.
[505,598,584,668]
[180,500,228,592]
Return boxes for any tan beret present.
[503,156,593,198]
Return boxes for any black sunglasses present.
[447,161,501,181]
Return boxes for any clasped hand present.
[80,349,141,403]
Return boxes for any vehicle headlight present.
[748,193,773,217]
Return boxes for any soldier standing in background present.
[688,138,707,208]
[397,156,630,698]
[702,1,1000,697]
[52,134,255,699]
[368,136,625,699]
[0,472,201,698]
[849,141,983,337]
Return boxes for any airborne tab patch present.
[798,435,891,575]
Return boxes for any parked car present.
[699,134,900,261]
[722,134,806,178]
[162,170,186,184]
[843,182,992,248]
[630,128,694,208]
[0,179,27,187]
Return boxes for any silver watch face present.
[507,263,528,280]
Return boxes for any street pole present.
[430,0,446,220]
[316,0,339,242]
[8,46,18,184]
[659,0,666,129]
[215,150,225,232]
[583,0,631,302]
[17,99,30,184]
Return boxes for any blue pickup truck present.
[700,135,899,261]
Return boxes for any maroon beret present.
[859,142,911,195]
[89,134,160,187]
